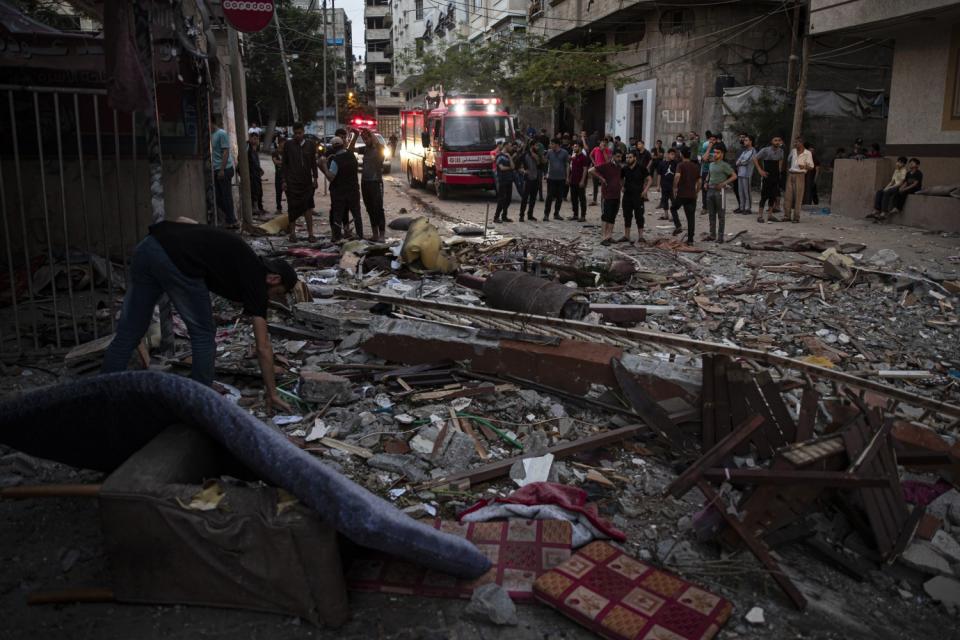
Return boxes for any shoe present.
[567,216,579,221]
[615,236,631,243]
[767,215,782,222]
[791,218,799,223]
[502,217,514,222]
[717,238,725,244]
[526,217,535,223]
[672,227,683,235]
[493,218,501,224]
[705,234,716,241]
[889,208,900,215]
[519,215,525,221]
[553,215,562,220]
[600,238,613,246]
[307,235,317,243]
[658,214,669,220]
[757,216,764,223]
[580,216,586,222]
[733,208,742,214]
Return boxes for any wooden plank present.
[713,356,732,442]
[701,469,890,488]
[841,419,901,557]
[418,423,650,490]
[612,358,692,451]
[796,386,820,442]
[726,365,751,455]
[701,354,716,449]
[665,415,765,499]
[889,504,926,562]
[698,481,808,610]
[460,419,490,460]
[756,370,797,443]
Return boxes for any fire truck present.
[400,93,514,199]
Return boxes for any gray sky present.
[338,0,366,60]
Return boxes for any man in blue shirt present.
[542,139,570,221]
[211,116,237,228]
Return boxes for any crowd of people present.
[491,127,828,245]
[210,119,388,244]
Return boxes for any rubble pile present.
[2,216,960,638]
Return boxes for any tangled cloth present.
[0,371,490,579]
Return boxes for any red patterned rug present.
[534,542,733,640]
[346,519,573,601]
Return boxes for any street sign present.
[222,0,275,33]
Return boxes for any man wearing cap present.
[101,219,298,412]
[319,136,362,241]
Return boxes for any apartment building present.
[365,0,403,134]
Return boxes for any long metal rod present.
[92,95,114,331]
[74,93,97,338]
[33,92,61,347]
[274,6,299,122]
[53,92,80,345]
[131,111,141,240]
[0,84,107,95]
[336,288,960,417]
[8,91,38,348]
[111,109,128,282]
[0,136,20,352]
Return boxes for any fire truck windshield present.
[442,115,511,151]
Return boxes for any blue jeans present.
[101,236,216,385]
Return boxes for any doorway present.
[630,100,644,142]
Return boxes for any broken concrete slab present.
[464,583,518,626]
[924,575,960,610]
[438,431,478,472]
[930,530,960,565]
[900,541,956,576]
[366,454,429,483]
[299,370,356,405]
[294,301,376,340]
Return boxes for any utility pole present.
[790,27,810,146]
[322,0,328,135]
[275,7,299,122]
[227,27,254,229]
[785,2,801,90]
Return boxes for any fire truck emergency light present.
[444,97,502,106]
[351,117,377,128]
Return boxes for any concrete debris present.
[464,583,518,626]
[299,370,356,405]
[924,576,960,611]
[744,607,765,625]
[900,542,956,576]
[366,454,429,483]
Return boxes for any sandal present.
[600,238,613,246]
[757,215,764,223]
[616,236,631,243]
[307,235,318,243]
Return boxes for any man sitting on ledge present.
[867,156,906,221]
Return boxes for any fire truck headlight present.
[454,103,466,114]
[486,104,496,113]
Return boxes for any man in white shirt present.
[784,137,814,223]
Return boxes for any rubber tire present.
[435,179,449,200]
[406,164,421,188]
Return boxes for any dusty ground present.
[2,155,959,640]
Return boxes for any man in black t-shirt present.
[620,150,652,243]
[101,220,298,412]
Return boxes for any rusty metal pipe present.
[482,271,589,320]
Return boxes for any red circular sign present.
[222,0,275,33]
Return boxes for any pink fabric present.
[901,479,952,506]
[459,482,626,542]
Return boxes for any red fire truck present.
[400,94,514,199]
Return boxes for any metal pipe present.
[33,92,61,347]
[7,91,39,348]
[53,92,80,345]
[92,95,115,331]
[0,84,106,95]
[111,109,128,282]
[74,93,97,338]
[0,138,21,352]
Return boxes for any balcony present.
[366,50,391,64]
[364,4,389,17]
[366,27,390,40]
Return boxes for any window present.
[415,0,423,20]
[659,9,693,36]
[945,25,960,130]
[614,19,645,45]
[442,116,511,151]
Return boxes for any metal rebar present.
[0,136,21,353]
[111,109,128,283]
[131,111,141,240]
[53,92,80,345]
[92,95,115,331]
[8,91,39,348]
[33,92,61,347]
[74,93,97,338]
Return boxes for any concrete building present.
[526,0,890,152]
[364,0,402,134]
[811,0,960,231]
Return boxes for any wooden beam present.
[701,469,889,488]
[0,484,101,499]
[698,481,808,610]
[665,415,765,499]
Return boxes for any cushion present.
[533,541,732,640]
[347,518,573,601]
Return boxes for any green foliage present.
[733,89,818,148]
[245,1,345,122]
[396,35,628,116]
